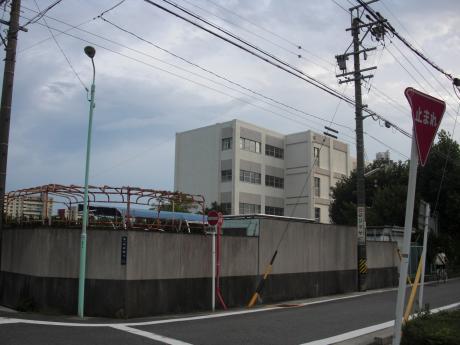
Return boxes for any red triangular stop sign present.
[404,87,446,166]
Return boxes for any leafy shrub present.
[401,310,460,345]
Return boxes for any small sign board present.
[404,87,446,166]
[121,236,128,265]
[357,206,366,244]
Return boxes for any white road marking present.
[0,287,396,327]
[0,280,456,329]
[0,317,20,325]
[300,301,460,345]
[111,325,192,345]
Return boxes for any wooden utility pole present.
[336,1,382,291]
[0,0,23,265]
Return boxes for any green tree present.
[330,130,460,265]
[330,159,410,227]
[418,130,460,264]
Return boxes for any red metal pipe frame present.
[4,184,206,228]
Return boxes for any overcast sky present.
[3,0,460,192]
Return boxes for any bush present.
[401,310,460,345]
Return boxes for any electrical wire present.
[147,0,352,105]
[144,0,410,140]
[32,0,87,92]
[204,0,336,68]
[180,0,332,73]
[22,0,63,27]
[330,0,349,13]
[380,0,458,104]
[356,0,454,82]
[19,13,358,148]
[98,16,356,135]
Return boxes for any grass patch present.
[401,309,460,345]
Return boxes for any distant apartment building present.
[375,150,390,161]
[5,195,53,220]
[174,119,351,223]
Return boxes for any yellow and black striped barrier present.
[248,250,278,308]
[359,258,367,274]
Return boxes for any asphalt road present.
[1,279,459,345]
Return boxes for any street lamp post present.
[78,46,96,318]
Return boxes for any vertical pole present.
[211,226,216,312]
[418,202,430,311]
[78,80,96,318]
[393,134,418,345]
[0,0,21,270]
[352,16,367,291]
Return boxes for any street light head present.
[84,46,96,59]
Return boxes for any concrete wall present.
[366,240,398,289]
[1,224,397,317]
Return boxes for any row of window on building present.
[222,168,322,197]
[222,137,284,159]
[221,202,321,221]
[221,202,284,216]
[221,169,284,189]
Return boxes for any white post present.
[418,202,430,311]
[393,134,418,345]
[212,226,216,312]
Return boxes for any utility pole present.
[336,1,383,291]
[0,0,25,268]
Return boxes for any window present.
[314,177,321,197]
[240,137,261,154]
[240,170,261,184]
[221,203,232,215]
[221,169,232,182]
[222,137,232,150]
[239,203,261,214]
[314,207,321,222]
[265,144,284,159]
[313,147,320,166]
[265,175,284,189]
[265,206,284,216]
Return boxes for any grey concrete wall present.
[367,241,398,269]
[1,228,127,280]
[258,220,357,274]
[126,232,258,279]
[1,228,258,280]
[1,225,398,317]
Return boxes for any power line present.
[98,15,356,135]
[148,0,351,105]
[32,0,87,92]
[19,12,357,148]
[180,0,333,73]
[204,0,336,68]
[356,0,455,82]
[330,0,349,13]
[380,0,458,104]
[21,5,357,141]
[144,0,412,141]
[22,0,62,27]
[94,0,126,19]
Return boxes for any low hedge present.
[401,309,460,345]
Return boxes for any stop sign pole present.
[208,211,219,312]
[392,88,445,345]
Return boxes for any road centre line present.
[300,301,460,345]
[111,324,192,345]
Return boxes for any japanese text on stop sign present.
[414,107,437,127]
